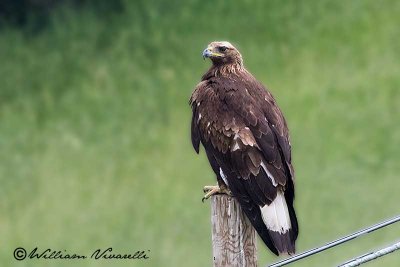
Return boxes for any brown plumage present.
[190,41,298,256]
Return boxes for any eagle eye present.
[219,46,227,52]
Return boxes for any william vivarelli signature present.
[14,247,150,261]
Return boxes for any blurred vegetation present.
[1,1,400,266]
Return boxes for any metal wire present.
[338,241,400,267]
[268,214,400,267]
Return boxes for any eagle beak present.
[202,48,213,59]
[202,47,222,59]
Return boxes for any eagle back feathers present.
[190,70,293,185]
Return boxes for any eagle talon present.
[203,185,218,193]
[202,185,232,202]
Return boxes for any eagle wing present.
[190,75,298,255]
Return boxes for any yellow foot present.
[202,185,232,202]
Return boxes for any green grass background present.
[1,0,400,266]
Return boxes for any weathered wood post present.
[210,194,258,267]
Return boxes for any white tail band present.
[260,191,291,234]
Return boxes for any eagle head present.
[202,41,243,66]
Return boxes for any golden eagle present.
[190,41,298,255]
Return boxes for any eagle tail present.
[260,191,296,255]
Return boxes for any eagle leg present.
[202,185,232,202]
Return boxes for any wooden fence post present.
[210,194,258,267]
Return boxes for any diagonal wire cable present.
[338,240,400,267]
[268,214,400,267]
